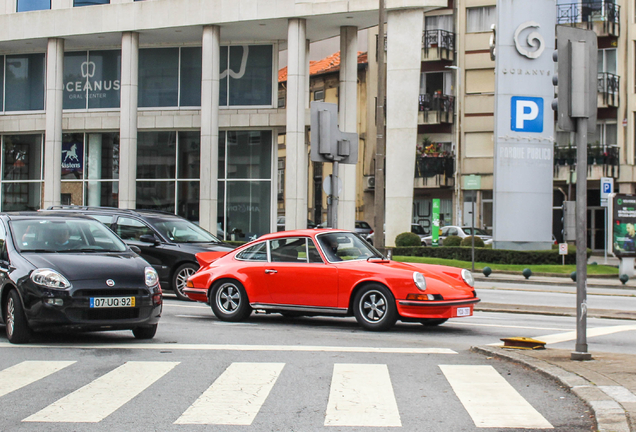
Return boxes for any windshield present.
[316,232,383,262]
[463,227,490,236]
[152,219,220,243]
[11,219,128,253]
[411,224,425,235]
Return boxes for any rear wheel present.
[5,290,32,344]
[132,324,158,339]
[210,280,251,322]
[420,318,448,327]
[172,263,198,301]
[353,284,397,331]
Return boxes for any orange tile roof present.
[278,51,367,83]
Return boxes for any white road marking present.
[0,342,456,354]
[324,363,401,427]
[536,324,636,345]
[599,386,636,403]
[451,321,570,331]
[0,361,75,398]
[175,362,284,425]
[23,361,179,423]
[440,365,553,429]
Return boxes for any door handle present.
[265,269,277,274]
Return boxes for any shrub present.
[395,232,422,247]
[443,235,462,247]
[461,236,485,248]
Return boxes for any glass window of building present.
[136,131,200,222]
[17,0,50,12]
[138,48,179,108]
[598,49,617,74]
[64,50,121,110]
[4,54,45,112]
[217,130,272,241]
[74,0,109,6]
[466,6,496,33]
[60,133,119,207]
[1,135,43,211]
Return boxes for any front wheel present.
[5,290,32,344]
[353,284,397,331]
[132,324,157,339]
[210,280,251,322]
[172,263,198,301]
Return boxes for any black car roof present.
[3,211,98,221]
[45,206,181,219]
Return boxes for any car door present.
[0,221,9,310]
[265,237,339,308]
[113,216,171,280]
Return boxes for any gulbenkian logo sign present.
[66,61,120,100]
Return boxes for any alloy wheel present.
[359,290,387,323]
[6,297,14,338]
[175,267,196,296]
[216,283,241,313]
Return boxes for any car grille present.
[74,289,146,298]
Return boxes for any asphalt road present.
[2,282,634,431]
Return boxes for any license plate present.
[90,297,135,308]
[456,307,471,317]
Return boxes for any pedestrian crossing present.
[0,360,555,429]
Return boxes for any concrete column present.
[119,31,139,209]
[43,38,64,208]
[285,18,308,230]
[337,26,358,230]
[385,9,423,247]
[199,25,221,233]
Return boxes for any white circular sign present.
[322,175,343,196]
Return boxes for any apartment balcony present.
[598,72,619,108]
[556,2,620,38]
[553,144,619,180]
[414,154,455,188]
[422,29,455,62]
[418,94,454,125]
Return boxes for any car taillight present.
[370,230,374,234]
[152,285,162,305]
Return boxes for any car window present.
[152,219,220,243]
[307,239,323,263]
[440,227,449,236]
[356,221,371,229]
[89,214,114,226]
[10,219,127,253]
[0,221,6,261]
[270,237,306,263]
[235,242,267,261]
[115,217,154,241]
[411,224,425,235]
[448,228,458,236]
[317,232,380,262]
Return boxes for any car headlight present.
[145,267,159,287]
[461,269,475,287]
[31,269,71,289]
[413,272,427,291]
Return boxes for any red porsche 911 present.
[184,230,480,331]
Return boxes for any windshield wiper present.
[21,249,56,253]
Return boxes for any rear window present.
[355,221,371,229]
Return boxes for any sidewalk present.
[473,346,636,432]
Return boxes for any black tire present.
[172,263,199,301]
[132,324,157,339]
[420,318,448,327]
[353,284,398,331]
[5,290,32,344]
[210,279,251,322]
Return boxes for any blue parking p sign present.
[511,96,544,133]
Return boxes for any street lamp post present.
[446,65,462,227]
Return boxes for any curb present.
[475,304,636,321]
[472,345,631,432]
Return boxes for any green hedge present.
[391,246,590,265]
[396,232,421,247]
[460,236,485,248]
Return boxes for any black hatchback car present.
[0,212,162,344]
[46,207,235,300]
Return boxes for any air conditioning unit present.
[364,175,375,190]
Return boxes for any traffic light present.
[562,201,576,242]
[551,26,597,133]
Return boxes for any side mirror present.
[129,245,142,254]
[139,234,159,245]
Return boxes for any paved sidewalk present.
[473,346,636,432]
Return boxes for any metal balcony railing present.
[415,154,455,179]
[597,72,619,107]
[556,2,620,37]
[554,144,619,177]
[422,29,455,61]
[418,93,454,124]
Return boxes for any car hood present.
[369,260,475,295]
[23,252,149,284]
